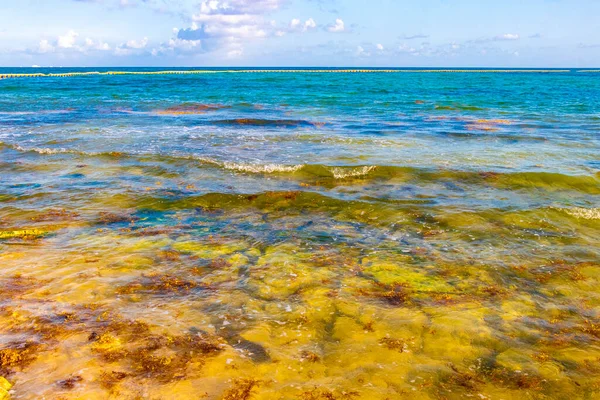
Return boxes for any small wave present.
[190,158,377,179]
[562,207,600,220]
[0,111,36,116]
[222,162,304,174]
[330,166,377,179]
[2,142,125,158]
[12,144,74,155]
[0,109,73,116]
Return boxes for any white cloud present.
[227,49,243,58]
[38,39,55,54]
[356,45,369,57]
[469,33,521,44]
[171,0,294,56]
[401,34,429,40]
[34,31,111,54]
[126,37,148,49]
[327,18,345,33]
[398,43,417,55]
[152,37,202,56]
[57,30,79,48]
[304,18,316,31]
[289,17,317,32]
[115,37,148,55]
[84,38,111,51]
[495,33,519,41]
[198,0,282,14]
[185,1,276,43]
[376,43,384,51]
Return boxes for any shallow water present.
[0,68,599,400]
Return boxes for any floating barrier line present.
[0,69,579,80]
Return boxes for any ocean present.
[0,68,599,399]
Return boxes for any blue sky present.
[0,0,598,67]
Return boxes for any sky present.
[0,0,599,67]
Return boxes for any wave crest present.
[222,162,304,174]
[12,144,74,155]
[562,207,600,220]
[330,166,377,179]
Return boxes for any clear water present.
[0,68,599,399]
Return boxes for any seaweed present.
[115,274,208,295]
[159,250,181,261]
[208,257,232,269]
[90,327,227,381]
[98,370,129,389]
[171,332,226,354]
[156,103,230,115]
[56,375,83,389]
[488,368,544,391]
[480,285,508,298]
[363,282,411,306]
[130,351,183,378]
[378,337,407,352]
[90,333,128,362]
[25,315,73,341]
[30,208,79,222]
[300,350,321,363]
[130,227,174,237]
[0,275,43,299]
[97,212,138,225]
[362,321,375,332]
[221,378,261,400]
[465,357,546,392]
[0,341,42,375]
[529,261,590,284]
[443,363,483,391]
[299,388,360,400]
[582,320,600,338]
[216,119,320,128]
[531,352,551,362]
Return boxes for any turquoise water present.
[0,69,599,399]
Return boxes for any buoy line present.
[0,69,578,80]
